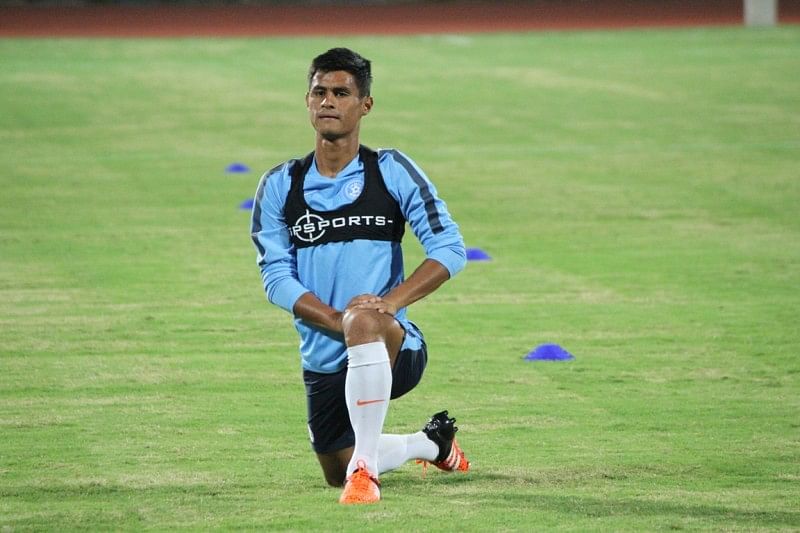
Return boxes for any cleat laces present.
[339,460,381,504]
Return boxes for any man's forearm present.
[292,292,343,333]
[382,258,450,311]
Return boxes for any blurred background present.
[1,0,798,38]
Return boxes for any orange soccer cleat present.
[420,410,471,473]
[339,461,381,504]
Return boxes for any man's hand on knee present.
[345,294,398,316]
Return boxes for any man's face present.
[306,70,372,142]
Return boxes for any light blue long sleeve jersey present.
[251,148,466,374]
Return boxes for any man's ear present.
[305,92,310,108]
[362,96,374,116]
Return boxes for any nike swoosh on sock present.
[356,399,386,407]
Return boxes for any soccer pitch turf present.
[1,27,799,530]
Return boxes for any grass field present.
[1,26,799,531]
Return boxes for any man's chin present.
[319,131,345,142]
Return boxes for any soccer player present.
[250,48,469,505]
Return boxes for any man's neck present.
[314,135,360,178]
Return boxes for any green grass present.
[1,27,799,530]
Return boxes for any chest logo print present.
[344,180,363,200]
[291,210,327,243]
[288,209,393,244]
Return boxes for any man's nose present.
[321,94,335,107]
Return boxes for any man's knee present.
[341,307,388,345]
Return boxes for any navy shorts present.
[302,322,427,454]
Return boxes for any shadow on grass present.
[504,493,797,527]
[454,472,800,528]
[384,472,800,528]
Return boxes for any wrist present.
[382,297,402,314]
[328,310,344,333]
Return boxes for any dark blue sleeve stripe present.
[250,162,285,258]
[250,176,268,257]
[385,150,444,234]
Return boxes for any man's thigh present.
[390,320,428,399]
[303,367,354,455]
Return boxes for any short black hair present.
[308,48,373,97]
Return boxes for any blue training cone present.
[226,162,251,173]
[524,343,575,362]
[239,198,254,210]
[466,247,491,261]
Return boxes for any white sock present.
[345,341,392,478]
[377,432,440,474]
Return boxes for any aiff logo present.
[344,180,362,200]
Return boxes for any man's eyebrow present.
[310,84,352,92]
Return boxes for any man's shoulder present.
[376,147,410,162]
[260,151,313,185]
[255,158,298,204]
[375,148,428,181]
[376,147,423,171]
[262,155,300,179]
